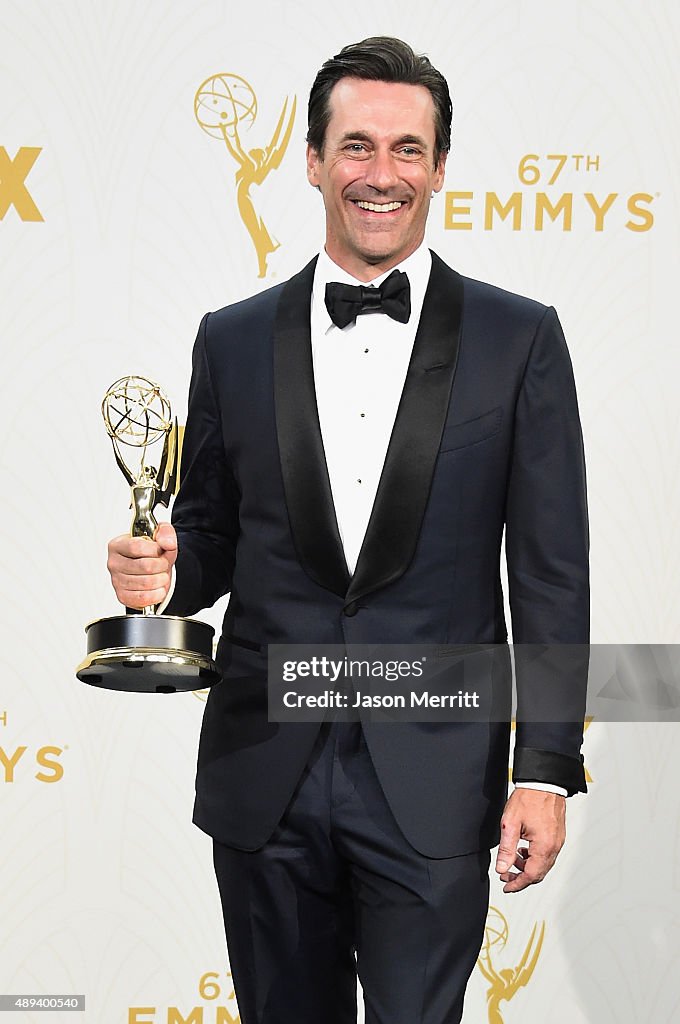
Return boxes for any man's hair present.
[306,36,452,166]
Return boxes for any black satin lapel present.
[346,253,464,605]
[274,257,351,597]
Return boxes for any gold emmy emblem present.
[194,73,296,278]
[76,376,221,694]
[476,907,545,1024]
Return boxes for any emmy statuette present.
[76,376,221,693]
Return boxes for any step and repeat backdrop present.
[1,1,679,1021]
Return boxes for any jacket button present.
[343,601,358,617]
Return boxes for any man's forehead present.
[326,78,436,135]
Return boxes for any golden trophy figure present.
[76,376,221,693]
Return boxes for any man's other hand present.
[494,789,566,893]
[107,522,178,609]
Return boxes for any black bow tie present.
[324,270,411,329]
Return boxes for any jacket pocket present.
[223,632,262,653]
[438,407,502,453]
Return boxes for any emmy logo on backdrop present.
[194,73,296,278]
[76,376,221,694]
[476,907,545,1023]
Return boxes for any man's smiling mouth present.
[352,200,405,212]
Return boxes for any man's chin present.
[349,232,405,263]
[355,242,415,269]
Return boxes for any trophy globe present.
[482,908,509,955]
[76,375,221,694]
[194,73,258,140]
[102,377,174,542]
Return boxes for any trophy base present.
[76,614,222,693]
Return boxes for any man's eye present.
[346,143,367,153]
[400,147,420,157]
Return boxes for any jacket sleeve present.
[504,306,589,795]
[165,312,240,617]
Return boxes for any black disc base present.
[76,614,222,693]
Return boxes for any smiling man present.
[306,77,446,276]
[107,36,589,1024]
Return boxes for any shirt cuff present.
[515,781,568,797]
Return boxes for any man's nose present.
[364,149,399,191]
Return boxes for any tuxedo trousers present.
[212,719,491,1024]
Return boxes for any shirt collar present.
[312,244,432,335]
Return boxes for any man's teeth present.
[355,201,403,212]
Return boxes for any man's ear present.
[432,150,448,193]
[306,143,322,188]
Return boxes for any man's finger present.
[108,534,162,559]
[502,858,544,893]
[116,572,171,592]
[501,843,558,893]
[119,586,171,610]
[109,554,171,576]
[510,848,529,871]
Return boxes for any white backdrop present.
[1,1,679,1021]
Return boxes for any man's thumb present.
[495,825,519,873]
[155,522,178,565]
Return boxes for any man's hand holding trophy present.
[76,376,221,693]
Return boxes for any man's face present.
[306,78,447,281]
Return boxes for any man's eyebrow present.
[394,134,428,148]
[338,131,373,144]
[337,131,429,148]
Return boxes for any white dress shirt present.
[310,244,567,799]
[311,244,431,575]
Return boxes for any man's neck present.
[323,242,426,284]
[323,241,426,284]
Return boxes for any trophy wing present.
[157,418,179,507]
[476,955,498,986]
[263,95,297,172]
[507,922,545,996]
[110,436,136,487]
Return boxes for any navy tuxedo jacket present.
[167,252,589,858]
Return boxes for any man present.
[107,37,588,1024]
